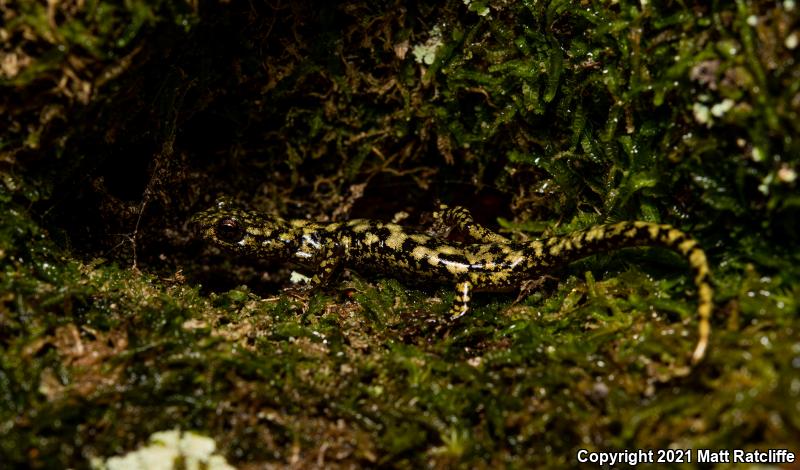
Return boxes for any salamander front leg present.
[431,204,510,244]
[450,280,473,319]
[287,246,341,295]
[309,248,341,288]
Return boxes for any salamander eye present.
[216,218,244,243]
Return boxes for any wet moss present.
[2,0,799,468]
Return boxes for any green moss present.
[1,0,799,467]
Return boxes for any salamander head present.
[192,197,293,258]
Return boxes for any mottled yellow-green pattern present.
[194,198,713,364]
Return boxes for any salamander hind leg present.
[309,248,342,288]
[432,204,511,244]
[450,280,473,319]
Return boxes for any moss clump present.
[1,0,799,468]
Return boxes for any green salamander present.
[194,198,713,363]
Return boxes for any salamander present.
[193,197,713,363]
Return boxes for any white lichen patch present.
[778,165,797,183]
[758,172,774,195]
[752,147,765,162]
[290,271,312,284]
[710,98,734,117]
[694,98,734,126]
[412,25,444,65]
[785,31,798,50]
[91,429,235,470]
[1,49,32,78]
[692,102,711,126]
